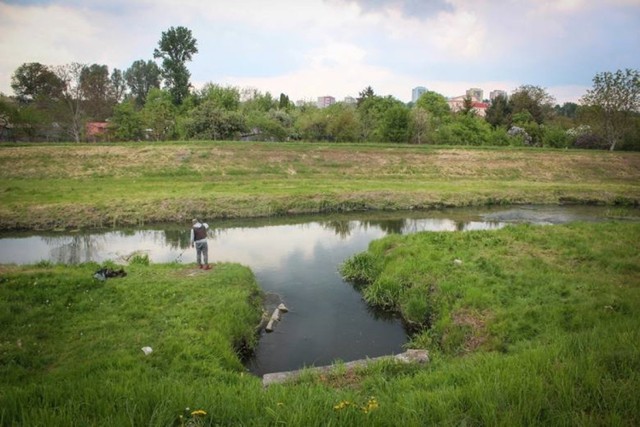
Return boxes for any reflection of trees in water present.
[43,234,103,264]
[364,219,406,235]
[321,220,355,239]
[163,229,190,250]
[163,227,223,250]
[321,219,407,238]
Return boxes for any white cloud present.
[0,0,637,105]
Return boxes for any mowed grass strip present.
[1,222,639,425]
[1,142,639,229]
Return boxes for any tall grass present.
[2,222,640,425]
[341,222,640,355]
[0,261,265,426]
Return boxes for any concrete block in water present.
[262,349,429,386]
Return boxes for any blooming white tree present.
[581,69,640,151]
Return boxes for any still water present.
[0,205,625,375]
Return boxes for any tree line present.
[1,26,638,151]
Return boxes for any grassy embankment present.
[1,222,639,425]
[0,141,639,230]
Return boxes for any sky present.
[1,0,639,104]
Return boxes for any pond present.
[0,205,630,375]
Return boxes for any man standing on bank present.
[191,218,211,270]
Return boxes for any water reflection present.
[0,205,632,375]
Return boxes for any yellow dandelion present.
[333,400,352,411]
[361,397,379,413]
[191,409,207,416]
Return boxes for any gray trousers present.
[195,241,208,265]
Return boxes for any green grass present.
[1,141,639,229]
[0,261,265,426]
[341,222,640,354]
[2,222,639,425]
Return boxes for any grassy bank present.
[1,141,639,230]
[2,222,639,425]
[0,259,264,426]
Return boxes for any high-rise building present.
[343,96,357,106]
[490,90,508,101]
[317,96,336,109]
[466,88,483,102]
[412,86,427,103]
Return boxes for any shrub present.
[573,133,608,150]
[542,126,570,148]
[507,126,532,146]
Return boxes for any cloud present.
[0,0,638,104]
[334,0,453,18]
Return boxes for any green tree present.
[326,103,360,142]
[460,96,475,116]
[279,93,291,110]
[11,62,64,103]
[485,94,511,128]
[554,102,579,119]
[142,88,176,141]
[240,88,276,113]
[10,62,66,140]
[381,104,410,143]
[357,85,375,106]
[415,91,451,119]
[153,26,198,105]
[296,106,331,141]
[186,102,246,141]
[358,95,404,142]
[80,64,113,121]
[124,60,162,107]
[110,68,127,103]
[200,84,241,111]
[409,107,431,144]
[0,95,20,140]
[581,68,640,151]
[245,110,291,141]
[509,85,555,125]
[110,100,144,141]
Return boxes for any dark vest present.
[193,225,207,241]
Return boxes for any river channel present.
[0,205,630,375]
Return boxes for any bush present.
[486,127,512,146]
[507,126,532,146]
[435,115,492,146]
[542,126,570,148]
[573,133,608,150]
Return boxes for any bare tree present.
[55,63,86,142]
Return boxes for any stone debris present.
[277,303,289,312]
[265,304,289,332]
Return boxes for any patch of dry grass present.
[0,142,638,230]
